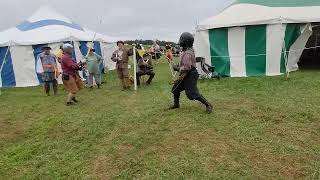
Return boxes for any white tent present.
[0,6,118,87]
[195,0,320,77]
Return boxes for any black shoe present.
[66,102,74,106]
[169,95,180,110]
[205,104,213,114]
[216,74,221,80]
[97,84,101,89]
[72,97,78,103]
[169,104,180,110]
[196,95,213,114]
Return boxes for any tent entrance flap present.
[299,24,320,69]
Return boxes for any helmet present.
[63,43,73,50]
[63,43,74,54]
[178,32,194,49]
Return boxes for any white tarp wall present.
[102,42,117,71]
[0,41,116,87]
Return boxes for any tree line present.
[124,40,178,47]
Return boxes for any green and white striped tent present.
[195,0,320,77]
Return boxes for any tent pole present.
[132,44,137,91]
[315,34,318,56]
[0,43,12,95]
[169,62,175,78]
[281,22,290,79]
[283,40,290,79]
[86,20,102,57]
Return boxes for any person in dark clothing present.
[169,32,213,114]
[136,53,155,86]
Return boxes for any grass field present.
[0,57,319,179]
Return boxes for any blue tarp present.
[0,47,16,87]
[17,20,84,31]
[79,41,104,71]
[93,42,104,71]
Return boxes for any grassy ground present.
[0,57,319,179]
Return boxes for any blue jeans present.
[88,73,101,86]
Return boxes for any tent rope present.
[209,45,320,58]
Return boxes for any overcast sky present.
[0,0,234,41]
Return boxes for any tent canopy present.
[197,0,320,30]
[194,0,316,78]
[0,6,118,46]
[237,0,320,7]
[0,6,119,88]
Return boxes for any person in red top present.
[61,43,83,105]
[165,44,174,63]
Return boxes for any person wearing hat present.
[84,48,102,89]
[136,53,155,86]
[61,43,84,105]
[111,41,133,90]
[36,46,59,96]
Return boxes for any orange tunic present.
[166,50,174,63]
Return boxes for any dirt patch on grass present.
[88,128,317,179]
[150,130,316,179]
[277,155,314,179]
[157,130,234,161]
[218,98,301,124]
[90,143,134,179]
[91,156,115,180]
[153,130,252,173]
[0,120,28,141]
[89,121,318,179]
[217,97,258,116]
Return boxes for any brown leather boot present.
[53,80,58,96]
[120,79,126,90]
[44,83,50,96]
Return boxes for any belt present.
[43,64,53,68]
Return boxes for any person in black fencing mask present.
[169,32,213,114]
[37,46,59,96]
